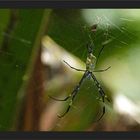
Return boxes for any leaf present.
[0,9,51,130]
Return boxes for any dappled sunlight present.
[114,94,140,124]
[41,36,85,71]
[100,45,140,126]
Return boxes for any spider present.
[49,25,111,121]
[49,43,111,121]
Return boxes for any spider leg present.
[93,66,111,72]
[105,95,111,102]
[57,105,71,118]
[91,74,109,121]
[48,95,70,101]
[57,71,89,118]
[96,96,110,103]
[96,106,105,122]
[91,74,110,102]
[63,60,86,72]
[49,62,86,102]
[96,44,105,65]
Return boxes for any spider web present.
[42,9,137,131]
[0,9,137,131]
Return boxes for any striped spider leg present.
[49,43,111,120]
[49,71,88,118]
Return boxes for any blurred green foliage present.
[0,9,50,130]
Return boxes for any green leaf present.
[0,9,51,130]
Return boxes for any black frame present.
[0,0,139,140]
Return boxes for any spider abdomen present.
[86,53,96,72]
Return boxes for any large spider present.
[49,43,111,121]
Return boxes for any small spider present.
[49,43,111,121]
